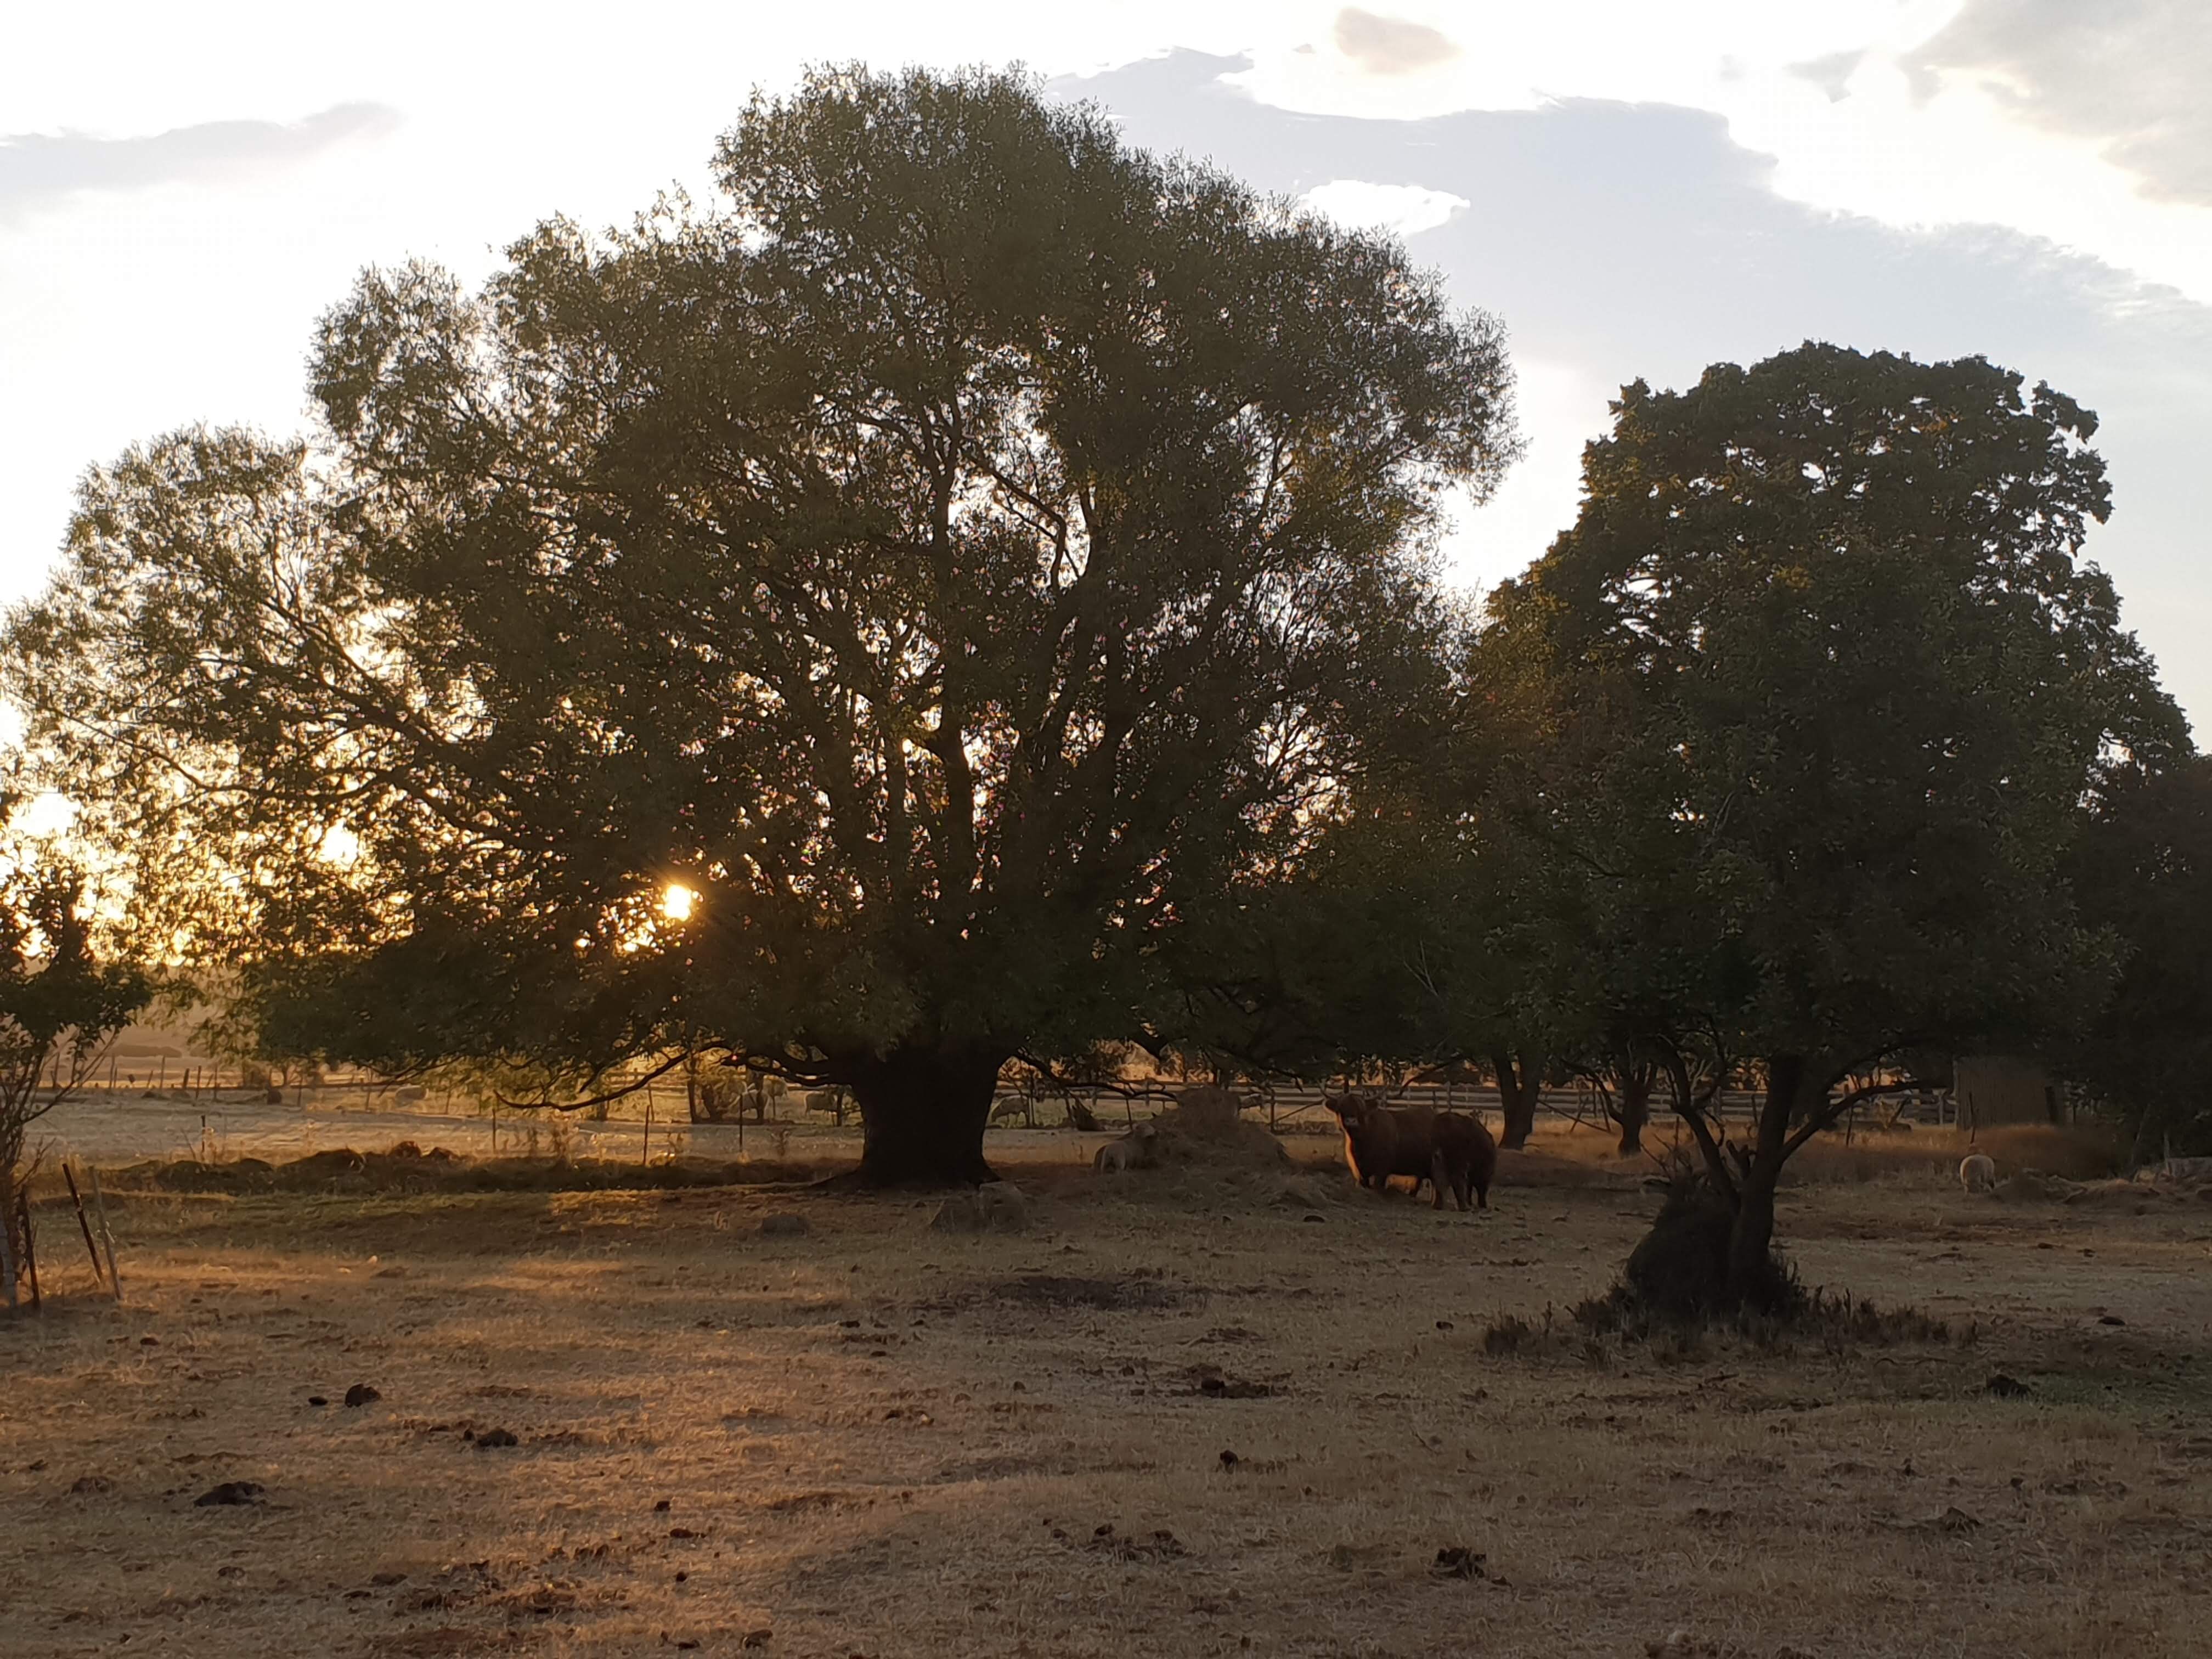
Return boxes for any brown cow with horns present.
[1324,1093,1497,1212]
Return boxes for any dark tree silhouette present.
[2056,755,2212,1161]
[1,800,149,1283]
[1498,343,2187,1306]
[2,67,1516,1186]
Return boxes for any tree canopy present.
[1467,344,2186,1302]
[1,66,1517,1184]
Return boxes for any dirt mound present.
[1087,1091,1303,1206]
[2057,1176,2205,1207]
[109,1147,820,1197]
[1273,1170,1357,1209]
[1985,1170,2161,1204]
[1147,1092,1289,1165]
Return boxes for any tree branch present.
[1783,1076,1936,1158]
[494,1050,693,1113]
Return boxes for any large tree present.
[2,67,1516,1185]
[1501,343,2187,1306]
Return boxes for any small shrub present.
[1804,1288,1956,1347]
[1481,1314,1536,1356]
[1622,1182,1800,1321]
[1567,1273,1961,1360]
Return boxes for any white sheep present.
[1959,1153,1997,1193]
[1093,1121,1159,1173]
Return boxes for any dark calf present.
[1324,1094,1495,1211]
[1434,1109,1497,1211]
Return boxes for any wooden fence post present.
[63,1166,105,1289]
[88,1166,122,1304]
[18,1198,42,1313]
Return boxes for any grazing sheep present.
[1959,1153,1997,1193]
[801,1088,851,1125]
[1325,1094,1492,1212]
[1093,1121,1159,1173]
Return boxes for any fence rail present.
[983,1078,1963,1133]
[47,1065,1963,1139]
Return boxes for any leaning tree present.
[2,66,1517,1185]
[1500,342,2188,1307]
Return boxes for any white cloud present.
[0,104,399,223]
[1299,178,1469,237]
[1224,3,2212,307]
[1333,8,1462,77]
[1909,0,2212,207]
[4,0,2210,735]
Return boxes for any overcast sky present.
[4,1,2205,729]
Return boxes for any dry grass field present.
[3,1123,2209,1658]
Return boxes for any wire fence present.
[37,1059,1968,1169]
[981,1078,1966,1135]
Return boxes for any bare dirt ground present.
[3,1129,2209,1659]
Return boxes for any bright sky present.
[4,2,2207,726]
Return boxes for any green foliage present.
[1160,588,1593,1089]
[1504,342,2187,1102]
[1,865,149,1108]
[1,791,152,1262]
[1,68,1515,1137]
[2056,756,2212,1156]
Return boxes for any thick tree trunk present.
[1,1118,27,1302]
[1492,1049,1543,1151]
[1727,1161,1778,1297]
[1613,1068,1653,1156]
[1725,1054,1808,1305]
[842,1045,1007,1188]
